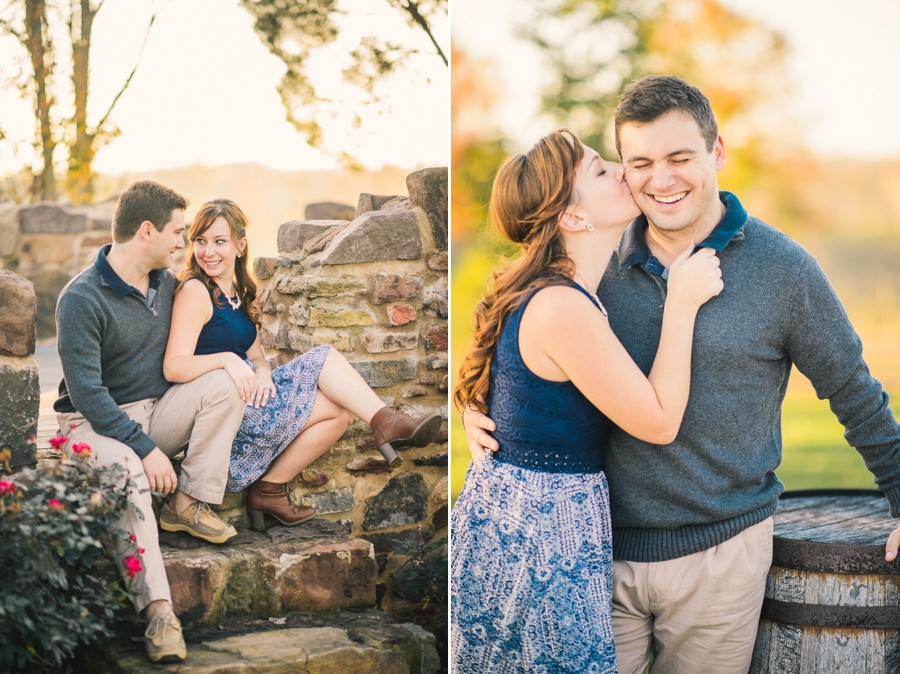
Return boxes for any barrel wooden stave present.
[749,491,900,674]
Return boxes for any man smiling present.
[54,181,246,663]
[463,76,900,673]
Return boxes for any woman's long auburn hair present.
[453,129,584,414]
[177,199,262,328]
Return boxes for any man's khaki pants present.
[612,517,774,674]
[57,370,245,614]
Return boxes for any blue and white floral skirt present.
[225,345,330,493]
[450,452,617,674]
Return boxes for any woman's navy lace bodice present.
[194,285,257,360]
[487,282,612,473]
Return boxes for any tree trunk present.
[67,0,97,205]
[24,0,57,201]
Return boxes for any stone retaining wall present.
[0,270,39,468]
[227,166,449,618]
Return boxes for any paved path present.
[34,340,62,453]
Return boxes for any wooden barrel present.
[750,489,900,674]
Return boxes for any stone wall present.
[0,199,121,338]
[0,270,39,468]
[218,167,449,618]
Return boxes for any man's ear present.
[714,135,726,171]
[138,220,155,242]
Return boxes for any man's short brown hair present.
[112,181,188,243]
[614,75,719,156]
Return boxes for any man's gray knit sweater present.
[54,246,176,459]
[598,192,900,562]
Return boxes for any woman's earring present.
[237,252,242,258]
[585,222,594,232]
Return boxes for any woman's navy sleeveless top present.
[487,282,612,473]
[194,284,257,360]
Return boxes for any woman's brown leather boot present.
[246,480,316,531]
[369,407,443,467]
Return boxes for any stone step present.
[103,608,440,674]
[155,520,377,627]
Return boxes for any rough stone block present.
[307,276,369,297]
[203,627,406,673]
[407,167,448,250]
[422,290,448,319]
[17,234,74,266]
[0,201,19,257]
[290,327,351,352]
[413,453,447,467]
[29,269,71,339]
[255,537,377,612]
[363,332,417,353]
[73,200,115,232]
[401,386,427,398]
[398,622,442,674]
[425,325,447,352]
[392,542,446,600]
[309,304,374,328]
[347,457,392,474]
[386,304,416,326]
[421,354,448,370]
[164,550,232,625]
[318,210,422,265]
[416,373,436,386]
[253,257,277,280]
[439,375,448,391]
[363,472,429,531]
[299,468,331,487]
[265,518,351,543]
[426,252,448,271]
[373,273,423,304]
[359,526,434,554]
[305,223,350,254]
[0,357,39,468]
[432,504,448,531]
[288,302,310,326]
[278,220,344,254]
[0,271,36,357]
[306,201,355,221]
[430,476,448,504]
[355,193,404,219]
[351,358,416,388]
[294,486,356,514]
[19,202,87,234]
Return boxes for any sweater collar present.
[619,191,748,271]
[94,244,164,299]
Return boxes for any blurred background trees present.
[451,0,900,499]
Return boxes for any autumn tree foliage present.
[240,0,446,162]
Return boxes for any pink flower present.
[137,547,145,555]
[71,442,91,458]
[123,555,143,578]
[0,480,15,494]
[47,499,65,511]
[89,491,103,510]
[129,534,137,543]
[48,436,68,449]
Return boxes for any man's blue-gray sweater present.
[598,192,900,562]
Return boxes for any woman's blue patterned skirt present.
[451,453,617,673]
[225,345,330,493]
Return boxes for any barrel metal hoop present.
[772,537,900,575]
[761,598,900,629]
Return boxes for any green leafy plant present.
[0,438,143,672]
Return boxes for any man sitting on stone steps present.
[54,180,246,663]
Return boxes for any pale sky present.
[0,0,448,175]
[452,0,900,159]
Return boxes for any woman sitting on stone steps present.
[163,198,442,531]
